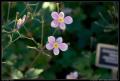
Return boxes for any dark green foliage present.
[2,1,118,80]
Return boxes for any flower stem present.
[14,12,18,29]
[99,12,109,25]
[57,3,59,12]
[21,35,38,46]
[33,3,39,16]
[29,53,41,68]
[11,12,18,39]
[52,28,59,36]
[41,16,44,48]
[23,25,29,32]
[7,2,10,22]
[20,2,29,17]
[3,35,21,51]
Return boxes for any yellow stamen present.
[53,42,59,48]
[58,17,64,23]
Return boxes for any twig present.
[52,28,59,36]
[41,16,44,47]
[57,3,59,12]
[99,12,110,25]
[29,53,41,68]
[7,2,11,22]
[3,35,21,50]
[33,3,39,16]
[21,35,38,46]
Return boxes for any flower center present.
[53,42,59,48]
[58,17,64,23]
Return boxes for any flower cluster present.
[16,6,73,55]
[45,11,73,55]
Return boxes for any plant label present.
[96,43,118,70]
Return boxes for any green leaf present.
[34,52,51,68]
[11,69,23,79]
[25,68,44,79]
[94,68,112,79]
[42,70,56,80]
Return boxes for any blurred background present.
[2,1,118,80]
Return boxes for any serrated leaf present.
[6,60,13,66]
[25,68,44,79]
[11,69,23,79]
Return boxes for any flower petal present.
[22,15,26,23]
[66,75,74,79]
[56,37,63,43]
[48,36,55,43]
[59,23,66,30]
[53,48,59,55]
[17,19,23,29]
[59,43,68,51]
[64,16,73,24]
[59,12,64,18]
[51,20,59,28]
[46,43,53,50]
[72,72,78,78]
[51,12,59,19]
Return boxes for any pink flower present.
[51,12,73,30]
[46,36,68,55]
[17,15,26,29]
[66,71,78,79]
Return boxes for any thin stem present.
[2,29,13,34]
[90,37,93,50]
[3,35,21,50]
[2,47,3,58]
[27,46,38,51]
[29,53,41,68]
[32,38,38,46]
[94,21,105,28]
[34,18,41,23]
[20,3,29,17]
[33,3,39,16]
[28,51,51,68]
[29,4,38,6]
[42,51,51,58]
[21,35,38,46]
[26,3,33,14]
[12,36,21,43]
[20,8,27,17]
[99,12,110,25]
[17,31,21,36]
[41,16,44,47]
[108,10,113,20]
[8,34,12,43]
[20,2,32,17]
[52,28,59,36]
[7,2,10,22]
[14,13,18,29]
[23,25,29,32]
[57,3,59,12]
[11,13,18,39]
[3,20,16,28]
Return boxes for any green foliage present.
[25,68,44,79]
[2,1,118,80]
[11,69,23,79]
